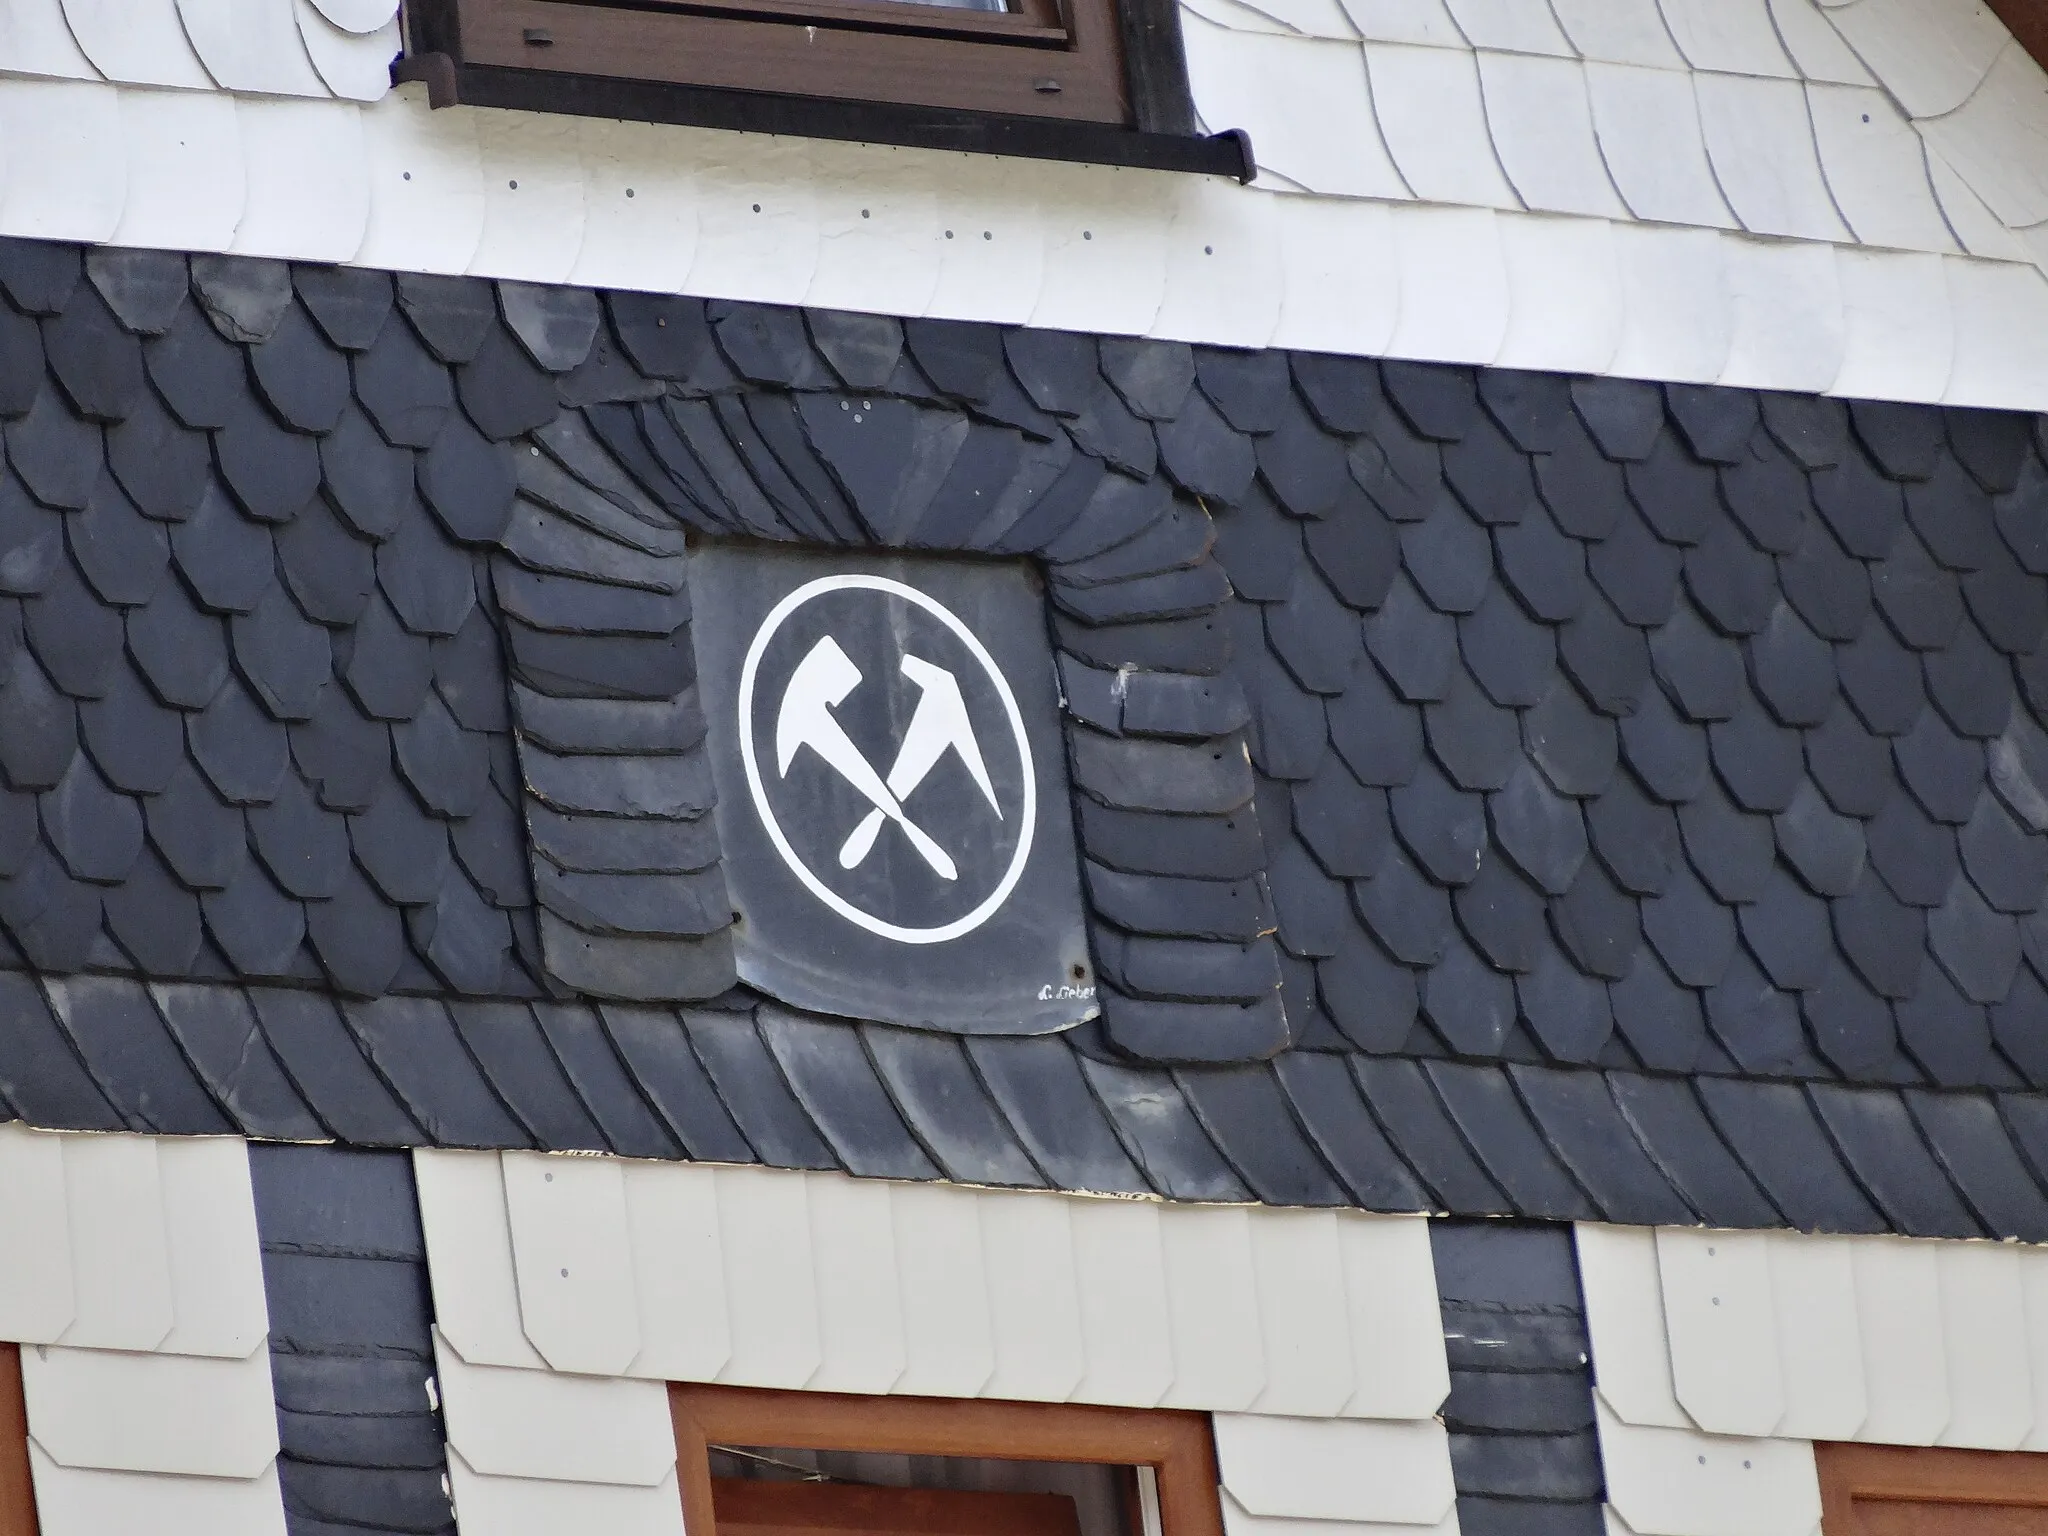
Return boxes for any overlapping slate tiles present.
[8,235,2048,1243]
[534,296,1280,1057]
[1226,367,2048,1103]
[0,243,539,1001]
[1434,1221,1603,1536]
[251,1143,455,1536]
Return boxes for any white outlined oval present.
[736,574,1037,946]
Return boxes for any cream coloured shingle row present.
[3,77,2043,411]
[415,1151,1448,1417]
[0,1124,285,1536]
[1578,1222,2048,1536]
[416,1152,1458,1536]
[0,0,398,100]
[1181,0,2048,270]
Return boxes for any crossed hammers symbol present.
[774,636,1002,883]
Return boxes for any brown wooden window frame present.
[669,1384,1224,1536]
[1817,1441,2048,1532]
[0,1346,38,1536]
[397,0,1251,178]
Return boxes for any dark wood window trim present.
[396,0,1252,179]
[669,1384,1225,1536]
[1985,2,2048,80]
[0,1346,37,1536]
[1818,1442,2048,1532]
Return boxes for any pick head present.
[776,635,861,775]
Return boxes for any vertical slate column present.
[249,1144,456,1536]
[1432,1221,1603,1536]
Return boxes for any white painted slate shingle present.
[0,0,2044,405]
[416,1152,1456,1536]
[419,1152,1449,1418]
[0,1125,286,1536]
[1578,1222,2048,1536]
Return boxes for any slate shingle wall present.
[0,244,540,1000]
[1434,1222,1601,1536]
[6,236,2048,1241]
[250,1143,455,1536]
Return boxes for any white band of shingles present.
[1579,1219,2048,1536]
[415,1149,1456,1536]
[0,1123,285,1536]
[0,0,2045,409]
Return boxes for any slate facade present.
[1,0,2046,1531]
[0,236,2046,1251]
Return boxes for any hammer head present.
[776,635,863,776]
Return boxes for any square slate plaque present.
[689,544,1094,1034]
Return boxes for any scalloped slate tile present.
[191,255,292,345]
[292,264,393,352]
[395,274,495,365]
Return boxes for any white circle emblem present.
[736,575,1036,946]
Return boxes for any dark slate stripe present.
[1456,1496,1605,1536]
[679,1006,836,1169]
[149,980,326,1141]
[600,1003,757,1165]
[45,974,234,1135]
[448,999,609,1151]
[250,1144,454,1536]
[530,1002,681,1160]
[0,970,122,1130]
[1432,1221,1603,1536]
[339,998,527,1149]
[250,991,424,1147]
[1075,1051,1250,1202]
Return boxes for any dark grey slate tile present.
[1807,1082,1982,1238]
[448,1000,608,1151]
[963,1035,1150,1195]
[1075,1052,1246,1201]
[864,1026,1045,1188]
[45,974,233,1134]
[1905,1089,2048,1242]
[1694,1077,1887,1233]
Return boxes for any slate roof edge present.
[24,962,2048,1243]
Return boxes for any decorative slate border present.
[513,296,1286,1061]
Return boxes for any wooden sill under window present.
[1818,1442,2048,1533]
[670,1385,1224,1536]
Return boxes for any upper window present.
[399,0,1247,175]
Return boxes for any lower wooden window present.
[1819,1442,2048,1533]
[670,1385,1222,1536]
[0,1345,36,1536]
